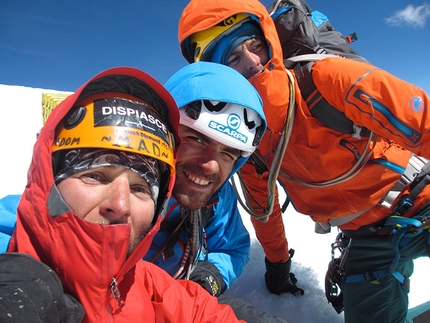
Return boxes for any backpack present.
[267,0,370,135]
[268,0,368,63]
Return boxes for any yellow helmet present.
[182,13,264,64]
[52,93,176,174]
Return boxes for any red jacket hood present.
[8,67,181,320]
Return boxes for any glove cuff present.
[188,261,225,296]
[265,257,291,276]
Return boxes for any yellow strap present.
[41,92,71,124]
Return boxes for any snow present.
[228,205,345,322]
[0,84,428,322]
[229,186,429,322]
[0,85,67,199]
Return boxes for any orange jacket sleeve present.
[240,160,290,263]
[312,57,430,155]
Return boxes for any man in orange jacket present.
[178,0,430,322]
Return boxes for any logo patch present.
[227,113,241,130]
[208,113,248,144]
[408,96,425,112]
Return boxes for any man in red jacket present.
[178,0,430,322]
[5,66,250,323]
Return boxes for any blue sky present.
[1,0,429,93]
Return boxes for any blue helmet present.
[165,61,266,177]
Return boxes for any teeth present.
[186,172,209,186]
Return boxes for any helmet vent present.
[244,109,256,129]
[202,100,226,112]
[63,106,86,130]
[184,101,202,120]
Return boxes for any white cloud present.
[385,3,430,28]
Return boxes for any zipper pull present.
[109,277,125,307]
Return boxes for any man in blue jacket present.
[145,62,266,296]
[0,62,266,298]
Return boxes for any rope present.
[172,209,201,279]
[281,131,376,187]
[232,68,296,222]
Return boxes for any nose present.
[242,46,261,70]
[100,177,131,222]
[199,150,220,175]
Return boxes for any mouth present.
[247,67,264,79]
[255,66,265,75]
[185,171,210,186]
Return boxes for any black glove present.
[188,261,226,297]
[264,250,304,296]
[0,252,85,322]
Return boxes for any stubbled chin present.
[172,171,218,209]
[173,192,207,210]
[173,183,213,210]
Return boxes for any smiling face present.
[57,166,155,257]
[172,125,240,210]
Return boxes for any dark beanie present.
[53,148,160,205]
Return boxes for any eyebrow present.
[183,127,241,157]
[230,38,258,56]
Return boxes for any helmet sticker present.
[53,98,175,169]
[94,98,170,143]
[208,113,249,144]
[227,114,241,130]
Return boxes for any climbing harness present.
[325,232,351,314]
[325,159,430,313]
[321,154,429,234]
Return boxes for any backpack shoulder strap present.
[200,206,214,227]
[286,57,355,134]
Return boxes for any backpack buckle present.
[393,196,414,216]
